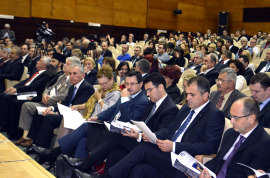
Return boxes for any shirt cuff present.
[121,97,130,103]
[172,142,176,153]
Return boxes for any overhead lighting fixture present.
[88,22,101,27]
[0,15,14,19]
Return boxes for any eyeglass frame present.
[227,113,251,120]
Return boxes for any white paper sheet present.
[131,120,157,144]
[17,92,37,100]
[36,106,47,115]
[237,163,270,178]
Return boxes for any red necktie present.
[25,72,39,86]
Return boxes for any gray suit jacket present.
[210,89,245,117]
[43,73,71,106]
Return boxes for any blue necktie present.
[171,110,195,141]
[69,86,77,106]
[217,135,246,178]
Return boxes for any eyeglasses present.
[125,82,138,87]
[228,113,251,120]
[216,78,231,83]
[145,87,156,93]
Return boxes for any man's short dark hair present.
[239,55,249,64]
[227,38,233,45]
[241,97,260,120]
[250,73,270,90]
[224,50,232,59]
[136,59,150,73]
[125,70,143,83]
[187,76,210,94]
[143,72,166,89]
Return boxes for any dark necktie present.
[171,110,195,141]
[145,103,156,124]
[69,86,77,106]
[217,135,246,178]
[216,95,224,109]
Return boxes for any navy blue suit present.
[108,101,225,178]
[206,126,270,178]
[30,80,94,148]
[57,90,149,158]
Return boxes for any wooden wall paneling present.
[112,0,147,28]
[147,0,178,30]
[0,0,30,17]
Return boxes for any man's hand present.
[199,169,211,178]
[42,107,55,116]
[122,128,139,139]
[142,133,151,142]
[5,87,16,94]
[121,88,130,97]
[156,139,173,152]
[42,94,50,105]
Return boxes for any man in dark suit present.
[131,46,143,68]
[0,46,24,92]
[255,50,270,73]
[226,38,239,55]
[187,51,203,74]
[29,63,94,148]
[249,73,270,128]
[20,44,32,69]
[199,53,219,87]
[215,50,232,73]
[238,55,254,85]
[66,72,179,176]
[210,68,245,117]
[200,97,270,178]
[34,71,149,165]
[75,76,224,178]
[0,56,56,139]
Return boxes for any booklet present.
[131,120,157,144]
[17,91,37,100]
[36,106,47,115]
[237,163,270,178]
[171,151,216,178]
[104,120,140,134]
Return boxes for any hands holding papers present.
[236,163,270,178]
[122,128,139,139]
[131,120,157,144]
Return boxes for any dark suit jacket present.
[200,68,219,87]
[166,84,182,104]
[60,80,94,108]
[229,45,239,54]
[143,96,179,139]
[206,126,270,178]
[243,67,254,85]
[21,54,31,68]
[84,69,97,85]
[0,59,24,92]
[187,63,202,74]
[170,102,225,156]
[14,70,55,102]
[215,61,229,73]
[98,91,149,122]
[210,90,246,118]
[258,100,270,128]
[255,61,270,73]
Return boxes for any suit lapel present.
[147,96,168,122]
[219,130,239,158]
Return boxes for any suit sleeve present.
[175,109,225,156]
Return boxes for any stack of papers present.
[104,120,140,134]
[131,120,157,144]
[171,151,216,178]
[17,91,37,100]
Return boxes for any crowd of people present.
[1,22,270,178]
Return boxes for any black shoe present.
[32,145,51,155]
[62,154,84,168]
[25,146,36,154]
[73,169,102,178]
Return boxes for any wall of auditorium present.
[176,0,220,33]
[220,0,270,34]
